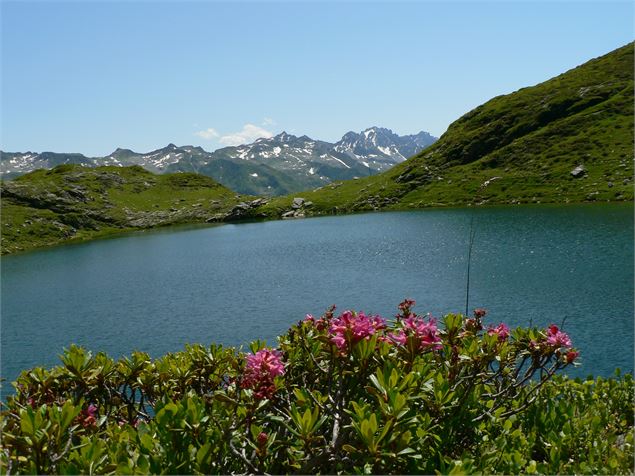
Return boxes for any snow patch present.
[331,157,351,169]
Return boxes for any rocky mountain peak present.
[273,131,296,143]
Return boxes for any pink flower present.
[546,325,572,348]
[398,299,416,312]
[78,404,98,428]
[304,313,328,331]
[329,311,386,351]
[242,349,285,399]
[487,323,510,341]
[565,349,579,363]
[473,308,487,319]
[390,316,442,351]
[86,404,97,418]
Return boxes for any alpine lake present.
[2,203,633,391]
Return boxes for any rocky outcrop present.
[209,198,270,222]
[281,197,312,219]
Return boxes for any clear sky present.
[1,1,633,156]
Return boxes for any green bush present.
[1,302,632,474]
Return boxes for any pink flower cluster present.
[78,403,97,428]
[389,316,442,351]
[487,323,510,341]
[545,325,579,363]
[329,311,386,351]
[242,349,285,399]
[546,325,572,348]
[303,314,328,331]
[565,349,580,363]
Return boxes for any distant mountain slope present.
[0,127,437,195]
[0,165,252,254]
[258,43,633,216]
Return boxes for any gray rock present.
[608,181,614,188]
[249,198,268,207]
[234,202,250,210]
[292,197,305,209]
[570,165,586,178]
[282,210,296,218]
[304,201,313,208]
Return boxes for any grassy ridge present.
[1,165,247,254]
[256,43,633,217]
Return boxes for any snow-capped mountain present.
[0,151,94,179]
[1,127,437,195]
[334,127,437,171]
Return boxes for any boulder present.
[570,165,586,178]
[249,198,268,207]
[292,197,305,209]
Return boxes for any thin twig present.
[465,217,476,315]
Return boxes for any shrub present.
[1,301,632,474]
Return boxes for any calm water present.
[1,204,633,390]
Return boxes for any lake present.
[1,203,633,391]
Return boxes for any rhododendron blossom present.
[487,323,510,341]
[398,299,416,312]
[329,311,386,351]
[304,313,328,331]
[78,403,98,428]
[390,316,442,351]
[242,349,285,399]
[546,324,572,347]
[473,308,487,319]
[565,349,580,363]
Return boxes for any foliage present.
[2,301,632,474]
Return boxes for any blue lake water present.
[1,203,633,391]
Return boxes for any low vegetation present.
[0,165,249,254]
[1,302,632,474]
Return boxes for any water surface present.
[2,203,633,389]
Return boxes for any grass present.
[1,165,248,254]
[254,43,633,217]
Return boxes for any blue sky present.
[2,1,633,156]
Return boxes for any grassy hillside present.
[257,43,633,217]
[0,165,253,254]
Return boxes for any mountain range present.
[0,127,437,195]
[1,43,632,255]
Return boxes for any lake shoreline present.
[2,197,633,257]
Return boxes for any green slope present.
[258,43,634,217]
[0,165,250,254]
